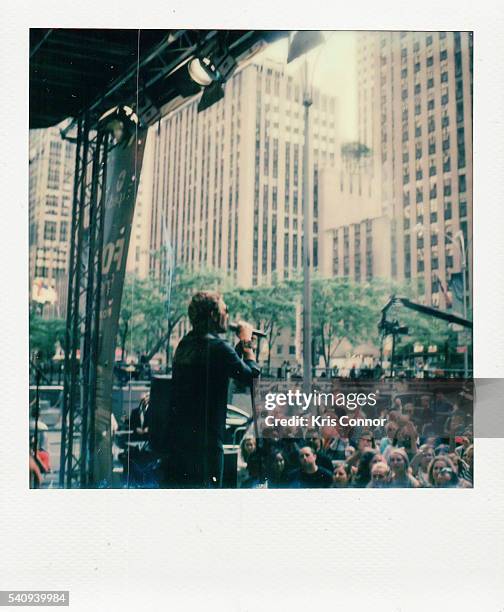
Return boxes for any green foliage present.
[226,280,297,366]
[29,312,66,359]
[118,266,223,362]
[310,277,390,366]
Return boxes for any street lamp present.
[287,31,325,394]
[414,223,470,377]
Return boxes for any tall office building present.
[148,59,339,287]
[29,125,75,318]
[357,31,473,308]
[318,166,392,282]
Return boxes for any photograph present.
[28,29,474,490]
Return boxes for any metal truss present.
[59,116,109,488]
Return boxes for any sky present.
[255,31,358,141]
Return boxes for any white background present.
[1,1,503,610]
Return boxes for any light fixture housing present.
[197,80,224,113]
[287,30,325,63]
[188,58,214,87]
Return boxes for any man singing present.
[170,290,260,488]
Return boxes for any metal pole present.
[458,232,469,378]
[302,59,312,394]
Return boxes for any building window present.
[459,174,467,193]
[428,98,435,110]
[416,167,423,180]
[426,35,433,46]
[460,199,468,218]
[440,49,448,61]
[60,221,68,242]
[444,201,452,220]
[457,100,464,123]
[414,83,421,95]
[415,125,422,137]
[414,62,421,73]
[427,56,434,67]
[416,188,423,203]
[44,221,57,241]
[429,164,437,177]
[441,71,448,83]
[415,103,421,115]
[427,78,434,89]
[441,93,449,105]
[443,180,452,196]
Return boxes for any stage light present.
[188,58,214,87]
[287,30,325,63]
[98,105,138,146]
[197,80,224,113]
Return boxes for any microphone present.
[229,321,267,339]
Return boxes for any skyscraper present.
[148,59,339,287]
[357,31,473,308]
[29,125,75,318]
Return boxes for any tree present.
[308,277,388,368]
[225,280,297,368]
[29,311,66,360]
[119,266,223,366]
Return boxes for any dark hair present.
[353,449,378,487]
[188,291,222,333]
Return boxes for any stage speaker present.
[148,376,173,455]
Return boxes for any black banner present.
[94,130,147,485]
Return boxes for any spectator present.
[357,431,376,452]
[351,449,378,488]
[304,429,334,473]
[237,436,256,487]
[29,455,42,488]
[380,422,399,453]
[267,450,290,488]
[326,424,352,461]
[428,455,469,488]
[129,394,151,442]
[288,447,332,488]
[368,462,391,488]
[387,448,419,488]
[391,420,418,458]
[332,463,351,488]
[240,452,265,488]
[410,444,435,487]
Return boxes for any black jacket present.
[171,331,260,452]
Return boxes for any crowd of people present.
[236,389,474,489]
